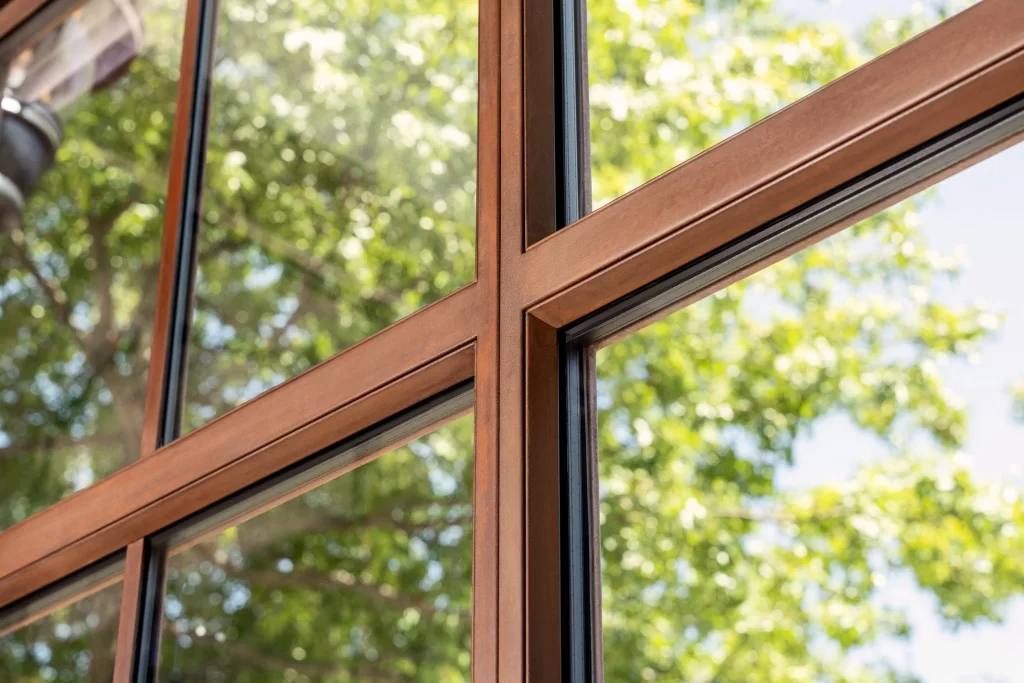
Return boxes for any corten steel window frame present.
[0,0,1022,681]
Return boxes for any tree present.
[595,206,1022,682]
[160,415,474,683]
[2,0,1019,682]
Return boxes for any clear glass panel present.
[595,142,1024,681]
[587,0,978,208]
[185,0,479,432]
[0,0,186,527]
[0,580,123,680]
[160,413,474,681]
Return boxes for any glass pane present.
[0,580,123,681]
[160,414,474,681]
[595,142,1024,681]
[0,0,186,527]
[185,0,479,431]
[587,0,977,209]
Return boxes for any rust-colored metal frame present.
[0,0,1022,681]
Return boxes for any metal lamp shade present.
[0,95,63,231]
[0,0,142,230]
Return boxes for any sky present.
[783,136,1024,683]
[773,1,1024,681]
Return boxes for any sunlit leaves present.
[187,0,478,430]
[587,0,967,207]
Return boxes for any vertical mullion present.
[137,0,210,459]
[111,0,217,679]
[158,0,218,447]
[554,0,590,226]
[488,0,528,680]
[559,331,594,683]
[524,0,590,245]
[111,542,147,683]
[473,0,501,676]
[520,0,595,681]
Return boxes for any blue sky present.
[771,2,1024,681]
[784,135,1024,683]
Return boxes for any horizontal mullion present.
[521,0,1024,326]
[0,284,481,607]
[157,380,474,557]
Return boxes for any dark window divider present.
[133,0,220,678]
[157,0,219,448]
[555,0,591,227]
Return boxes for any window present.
[186,0,478,431]
[158,415,473,682]
[591,139,1024,682]
[1,0,1022,681]
[0,0,186,526]
[0,578,123,680]
[586,0,977,207]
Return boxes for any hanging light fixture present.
[0,94,63,232]
[0,0,143,231]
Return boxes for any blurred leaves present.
[596,193,1023,681]
[186,0,478,430]
[0,581,122,682]
[160,416,474,683]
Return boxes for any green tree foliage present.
[587,0,976,204]
[187,0,477,430]
[0,0,185,528]
[2,0,1020,681]
[160,416,474,683]
[0,582,122,683]
[596,208,1022,682]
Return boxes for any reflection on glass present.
[185,0,479,431]
[587,0,976,208]
[160,414,474,682]
[0,580,123,681]
[0,0,185,527]
[596,144,1024,681]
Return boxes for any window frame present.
[553,92,1024,681]
[0,1,1021,682]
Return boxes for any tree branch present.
[191,542,467,620]
[83,190,143,368]
[5,231,89,349]
[228,499,471,557]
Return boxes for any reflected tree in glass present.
[0,0,970,530]
[159,414,473,683]
[0,0,185,527]
[0,581,122,682]
[185,0,479,429]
